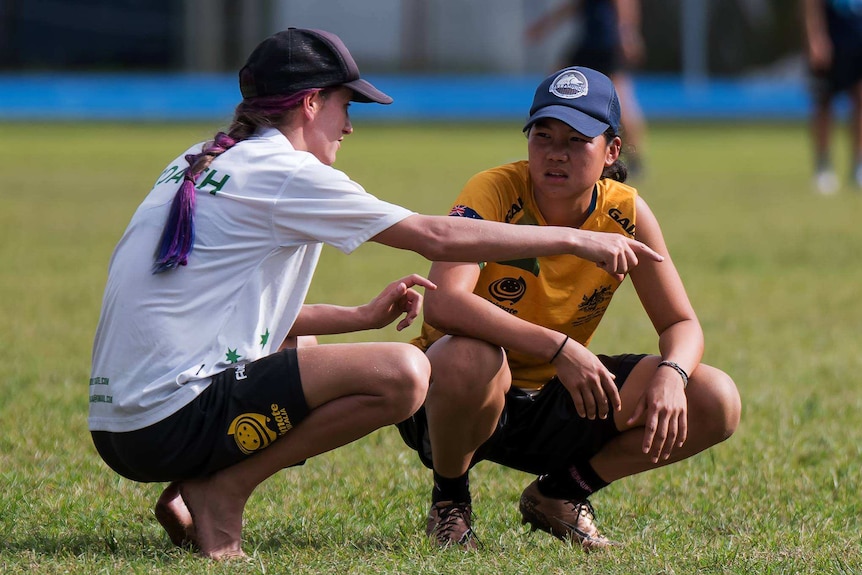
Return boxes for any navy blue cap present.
[239,28,392,104]
[523,67,621,137]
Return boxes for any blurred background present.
[0,0,826,122]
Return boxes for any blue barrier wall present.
[0,73,835,122]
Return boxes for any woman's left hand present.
[626,368,688,463]
[361,274,437,331]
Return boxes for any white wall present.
[272,0,404,70]
[270,0,569,73]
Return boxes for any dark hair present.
[152,89,321,273]
[600,128,628,183]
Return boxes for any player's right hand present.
[361,273,437,332]
[574,230,663,281]
[552,338,621,420]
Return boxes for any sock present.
[537,461,609,501]
[432,470,471,504]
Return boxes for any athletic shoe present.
[814,169,839,195]
[426,500,479,549]
[519,479,614,550]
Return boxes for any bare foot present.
[154,482,197,549]
[179,478,247,560]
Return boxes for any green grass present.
[1,120,861,574]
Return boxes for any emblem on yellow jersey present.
[489,276,527,304]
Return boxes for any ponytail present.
[152,162,198,273]
[152,90,320,273]
[152,132,237,273]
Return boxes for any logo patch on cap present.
[549,70,588,99]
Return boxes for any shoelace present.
[434,503,477,544]
[559,498,602,539]
[567,498,597,521]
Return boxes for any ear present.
[301,91,324,121]
[605,136,622,166]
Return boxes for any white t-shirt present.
[89,127,414,432]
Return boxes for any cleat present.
[814,169,839,195]
[426,500,479,550]
[519,479,615,550]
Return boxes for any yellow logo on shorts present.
[227,413,276,454]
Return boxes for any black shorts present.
[91,349,309,483]
[811,38,862,95]
[397,353,646,476]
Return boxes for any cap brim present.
[344,78,393,105]
[523,105,609,138]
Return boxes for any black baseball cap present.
[239,28,392,104]
[523,67,620,138]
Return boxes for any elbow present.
[408,216,452,261]
[413,241,444,262]
[423,298,447,331]
[423,296,460,333]
[417,238,451,263]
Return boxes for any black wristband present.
[550,335,569,363]
[658,360,689,389]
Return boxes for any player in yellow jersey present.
[397,67,741,550]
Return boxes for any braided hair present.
[152,89,321,273]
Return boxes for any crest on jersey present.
[549,70,588,99]
[489,276,527,304]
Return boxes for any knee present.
[691,366,741,443]
[426,337,507,403]
[385,344,431,420]
[715,371,741,441]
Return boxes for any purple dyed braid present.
[151,90,321,273]
[152,132,237,273]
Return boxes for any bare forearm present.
[613,0,641,31]
[426,292,564,361]
[288,304,368,336]
[802,0,827,46]
[377,215,579,262]
[656,318,704,376]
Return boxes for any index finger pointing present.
[633,241,664,263]
[399,274,437,291]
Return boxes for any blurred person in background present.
[526,0,648,178]
[803,0,862,194]
[88,29,662,560]
[398,66,740,550]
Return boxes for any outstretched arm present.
[288,274,436,336]
[373,214,662,278]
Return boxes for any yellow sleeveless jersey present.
[413,160,638,390]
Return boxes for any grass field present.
[1,120,861,574]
